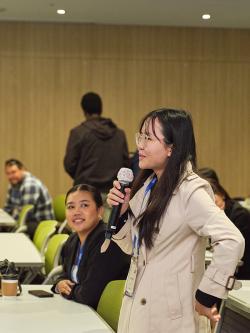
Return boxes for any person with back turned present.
[64,92,129,195]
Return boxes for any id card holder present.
[125,256,138,297]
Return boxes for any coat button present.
[140,298,147,305]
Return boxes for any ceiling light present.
[57,9,66,15]
[202,14,211,20]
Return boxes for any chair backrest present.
[97,280,125,332]
[44,234,69,275]
[52,194,66,222]
[17,204,34,228]
[33,220,58,254]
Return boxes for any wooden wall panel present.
[0,22,250,207]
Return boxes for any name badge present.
[125,256,138,297]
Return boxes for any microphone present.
[101,167,134,253]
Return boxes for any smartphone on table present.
[28,289,54,298]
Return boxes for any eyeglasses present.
[135,132,153,146]
[135,132,172,147]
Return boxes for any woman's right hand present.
[56,279,75,295]
[195,301,221,325]
[107,180,131,216]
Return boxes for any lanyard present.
[75,243,85,267]
[144,176,157,196]
[71,243,85,283]
[132,234,140,257]
[139,175,157,214]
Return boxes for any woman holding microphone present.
[107,108,244,333]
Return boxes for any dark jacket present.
[52,221,130,309]
[64,117,129,193]
[225,199,250,279]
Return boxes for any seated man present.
[4,159,54,238]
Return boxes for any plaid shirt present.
[4,172,54,223]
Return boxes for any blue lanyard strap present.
[133,234,140,256]
[75,243,85,267]
[144,176,157,197]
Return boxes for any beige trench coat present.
[112,167,245,333]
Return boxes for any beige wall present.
[0,22,250,206]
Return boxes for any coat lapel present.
[66,234,79,277]
[129,176,153,221]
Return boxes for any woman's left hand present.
[195,301,221,324]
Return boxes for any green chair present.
[52,194,66,222]
[15,204,34,233]
[33,220,58,255]
[97,280,126,332]
[42,233,69,284]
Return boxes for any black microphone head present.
[117,168,134,185]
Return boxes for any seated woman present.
[199,168,250,280]
[52,184,130,309]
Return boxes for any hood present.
[83,117,118,140]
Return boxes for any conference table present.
[0,233,43,283]
[0,209,16,227]
[0,285,114,333]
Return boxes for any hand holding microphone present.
[107,182,131,216]
[101,168,134,253]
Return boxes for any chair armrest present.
[42,265,63,285]
[15,225,27,233]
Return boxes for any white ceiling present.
[0,0,249,29]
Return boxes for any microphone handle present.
[105,183,128,239]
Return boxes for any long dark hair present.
[65,184,103,208]
[131,108,197,249]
